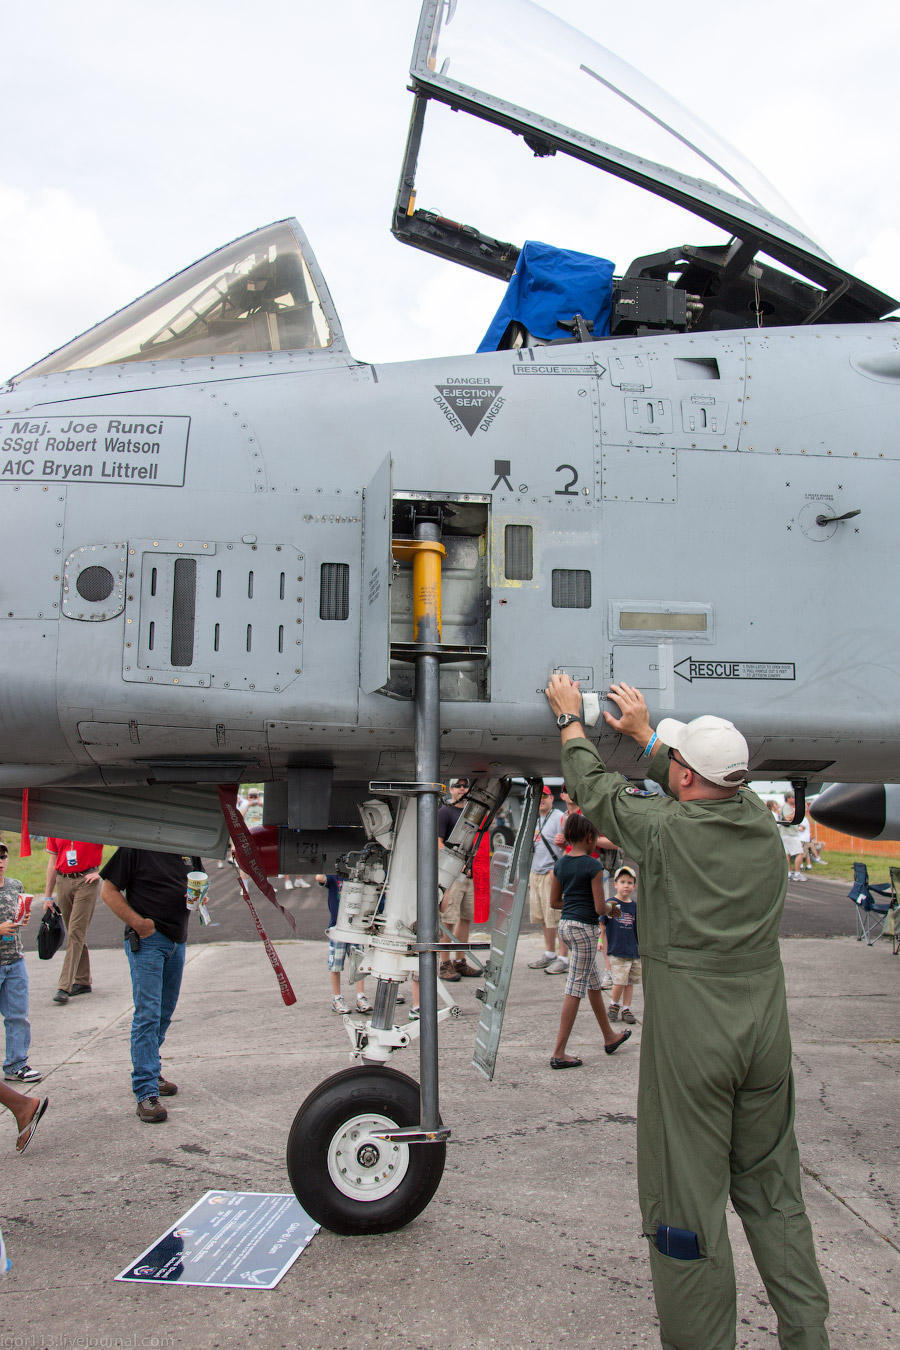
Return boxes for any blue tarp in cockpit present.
[477,240,615,352]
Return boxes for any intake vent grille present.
[170,558,197,666]
[125,541,303,691]
[552,569,591,608]
[504,525,533,580]
[320,563,350,620]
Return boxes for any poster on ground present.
[116,1190,319,1289]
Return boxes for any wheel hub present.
[327,1112,411,1201]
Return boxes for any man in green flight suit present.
[545,673,829,1350]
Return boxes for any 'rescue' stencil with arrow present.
[675,658,796,683]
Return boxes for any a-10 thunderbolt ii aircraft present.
[2,0,899,1233]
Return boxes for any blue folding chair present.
[889,868,900,956]
[848,862,895,945]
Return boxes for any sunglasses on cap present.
[667,747,691,771]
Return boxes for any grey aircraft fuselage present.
[2,298,899,850]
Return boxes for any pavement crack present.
[802,1163,900,1254]
[456,1111,636,1146]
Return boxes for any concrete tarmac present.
[3,929,898,1349]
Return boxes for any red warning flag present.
[473,831,491,924]
[19,789,31,858]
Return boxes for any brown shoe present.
[157,1076,178,1097]
[438,961,461,982]
[454,959,481,977]
[621,1008,636,1025]
[136,1096,167,1123]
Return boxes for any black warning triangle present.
[435,384,503,436]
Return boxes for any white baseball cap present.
[656,715,749,787]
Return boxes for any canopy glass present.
[15,220,335,381]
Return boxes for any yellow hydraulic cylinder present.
[392,537,446,646]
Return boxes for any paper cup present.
[15,894,34,923]
[186,871,208,910]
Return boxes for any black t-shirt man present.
[437,803,462,843]
[100,849,198,943]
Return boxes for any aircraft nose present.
[810,783,886,839]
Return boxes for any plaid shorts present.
[557,919,603,998]
[327,939,361,973]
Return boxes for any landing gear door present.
[360,455,393,694]
[472,779,542,1081]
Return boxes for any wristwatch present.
[556,712,583,729]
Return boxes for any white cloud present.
[2,0,899,378]
[0,185,147,380]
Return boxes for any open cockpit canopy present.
[13,219,344,383]
[394,0,897,331]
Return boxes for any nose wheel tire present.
[286,1066,446,1235]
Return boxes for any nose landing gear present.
[286,1066,446,1235]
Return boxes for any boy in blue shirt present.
[603,865,640,1024]
[316,874,372,1016]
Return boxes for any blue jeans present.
[125,931,186,1102]
[0,956,31,1074]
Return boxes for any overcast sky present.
[2,0,897,379]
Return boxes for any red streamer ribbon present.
[217,784,298,1006]
[234,870,297,1007]
[216,786,297,935]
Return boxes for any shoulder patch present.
[624,786,652,797]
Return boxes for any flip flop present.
[605,1029,632,1055]
[550,1056,583,1069]
[15,1096,48,1154]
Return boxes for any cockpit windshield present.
[14,220,335,382]
[412,0,821,258]
[431,0,820,245]
[395,0,896,326]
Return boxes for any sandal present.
[16,1097,49,1154]
[605,1029,632,1055]
[550,1057,583,1069]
